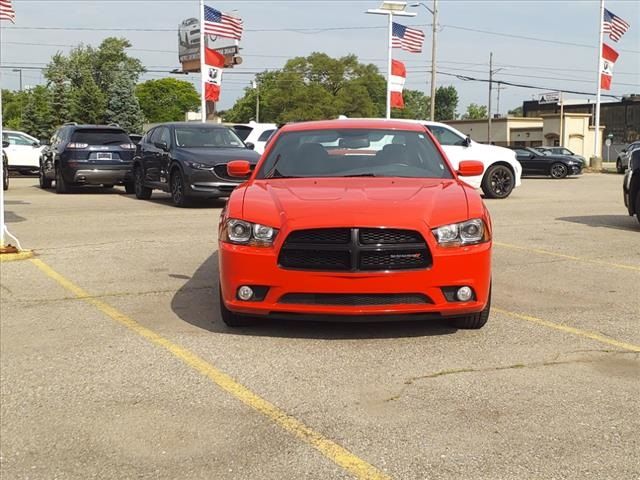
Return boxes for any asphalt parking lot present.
[1,173,638,480]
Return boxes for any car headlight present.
[432,219,488,247]
[187,161,212,170]
[224,219,278,246]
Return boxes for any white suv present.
[227,122,278,155]
[2,130,44,174]
[418,121,522,199]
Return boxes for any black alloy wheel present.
[170,169,190,207]
[134,166,152,200]
[481,165,515,199]
[39,164,52,189]
[550,162,569,179]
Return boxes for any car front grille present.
[278,228,431,272]
[278,293,432,306]
[213,164,242,183]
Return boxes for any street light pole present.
[488,52,493,144]
[410,2,437,120]
[366,1,416,119]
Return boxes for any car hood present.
[240,177,471,230]
[174,147,260,165]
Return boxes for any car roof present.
[280,119,427,133]
[151,122,230,129]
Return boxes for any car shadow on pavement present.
[117,191,228,209]
[557,215,639,232]
[171,253,457,339]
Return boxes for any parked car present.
[218,119,493,329]
[540,146,586,165]
[228,122,278,155]
[2,129,44,174]
[129,134,143,145]
[132,122,260,206]
[2,141,9,191]
[39,124,136,194]
[507,146,583,178]
[623,149,640,225]
[617,141,640,174]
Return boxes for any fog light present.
[237,286,254,301]
[456,286,473,302]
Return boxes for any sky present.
[0,0,639,117]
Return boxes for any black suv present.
[132,122,260,206]
[39,124,136,194]
[623,149,640,225]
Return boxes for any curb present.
[0,250,35,262]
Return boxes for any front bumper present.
[219,240,492,320]
[186,168,241,198]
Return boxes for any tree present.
[434,85,459,121]
[70,73,106,125]
[462,103,488,120]
[105,70,145,133]
[224,53,386,123]
[136,78,200,123]
[21,86,54,140]
[508,106,523,117]
[1,89,29,130]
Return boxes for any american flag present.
[603,8,630,42]
[203,5,243,41]
[392,22,424,53]
[0,0,16,23]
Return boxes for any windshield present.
[174,127,245,148]
[256,128,453,179]
[70,129,130,145]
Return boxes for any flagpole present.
[1,17,6,247]
[386,12,392,119]
[592,0,605,168]
[199,0,206,123]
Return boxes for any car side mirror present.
[2,141,8,149]
[154,141,169,151]
[227,160,252,178]
[529,154,535,159]
[245,142,255,150]
[32,141,40,148]
[463,136,471,147]
[457,160,484,177]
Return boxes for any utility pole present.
[253,80,260,123]
[487,52,493,144]
[12,68,22,91]
[429,0,438,121]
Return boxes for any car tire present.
[451,289,491,330]
[481,164,514,199]
[39,165,52,189]
[124,182,135,194]
[170,168,191,207]
[219,286,254,327]
[3,166,8,191]
[550,162,568,179]
[616,158,625,174]
[55,166,69,194]
[134,166,152,200]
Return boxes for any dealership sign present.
[539,92,560,104]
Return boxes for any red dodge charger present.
[218,119,492,328]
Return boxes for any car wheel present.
[39,165,52,189]
[219,286,254,327]
[55,166,69,194]
[616,158,624,174]
[481,164,514,199]
[451,288,491,330]
[3,165,8,191]
[124,182,135,194]
[170,168,191,207]
[550,162,568,179]
[134,166,152,200]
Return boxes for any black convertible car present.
[131,122,260,207]
[507,146,583,179]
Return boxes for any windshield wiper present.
[343,173,377,177]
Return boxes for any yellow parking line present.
[0,250,34,262]
[494,307,640,352]
[29,258,390,480]
[494,241,640,272]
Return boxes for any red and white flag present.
[600,43,619,91]
[390,60,406,109]
[204,48,225,102]
[0,0,16,22]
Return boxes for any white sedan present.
[2,130,44,174]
